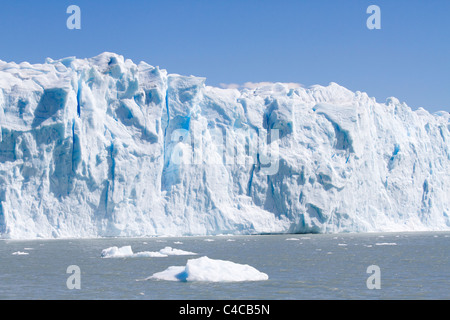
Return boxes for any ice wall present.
[0,53,448,239]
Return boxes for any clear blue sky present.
[0,0,449,112]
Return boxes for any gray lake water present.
[0,232,449,299]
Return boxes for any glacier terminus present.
[0,52,449,239]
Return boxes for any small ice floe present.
[173,241,183,244]
[286,238,300,241]
[133,251,168,258]
[203,239,215,242]
[226,239,235,242]
[101,246,134,258]
[12,251,29,255]
[147,256,268,282]
[159,246,197,256]
[337,243,347,246]
[375,243,397,246]
[101,246,197,258]
[363,245,373,248]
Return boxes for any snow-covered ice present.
[0,52,449,239]
[148,256,269,282]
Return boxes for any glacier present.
[0,52,449,239]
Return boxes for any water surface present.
[0,232,448,299]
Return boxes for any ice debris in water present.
[12,251,29,255]
[100,245,197,258]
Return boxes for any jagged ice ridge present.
[0,52,449,239]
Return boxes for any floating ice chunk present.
[100,246,164,258]
[148,266,186,281]
[159,246,197,256]
[12,251,29,255]
[101,246,134,258]
[375,242,397,246]
[133,251,168,258]
[101,246,196,258]
[286,238,300,241]
[148,256,268,282]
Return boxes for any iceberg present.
[148,256,269,282]
[100,245,196,258]
[101,246,135,258]
[0,52,449,239]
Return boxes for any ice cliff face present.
[0,52,449,239]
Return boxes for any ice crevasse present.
[0,52,448,239]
